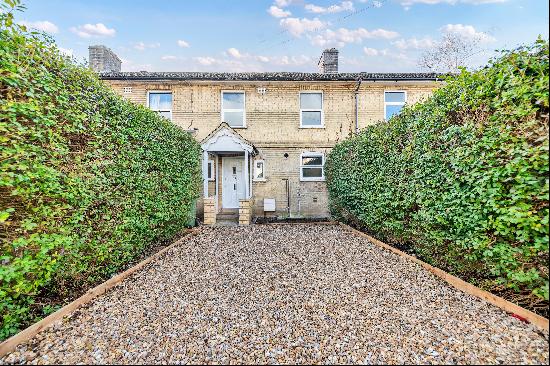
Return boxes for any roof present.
[99,71,443,82]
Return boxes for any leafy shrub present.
[0,1,201,339]
[326,40,549,312]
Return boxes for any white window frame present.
[207,159,215,181]
[147,90,173,121]
[300,152,325,181]
[221,90,246,128]
[384,90,407,121]
[253,159,266,181]
[299,91,324,128]
[123,86,132,94]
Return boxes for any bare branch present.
[418,33,484,73]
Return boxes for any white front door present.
[222,157,246,208]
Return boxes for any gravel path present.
[2,224,548,364]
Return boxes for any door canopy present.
[201,123,256,154]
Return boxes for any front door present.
[222,157,245,208]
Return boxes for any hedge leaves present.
[0,2,201,339]
[326,40,549,311]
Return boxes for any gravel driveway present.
[2,224,548,365]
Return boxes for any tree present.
[418,32,485,73]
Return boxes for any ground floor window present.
[254,160,265,180]
[207,160,215,181]
[300,152,324,181]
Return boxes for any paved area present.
[2,224,548,364]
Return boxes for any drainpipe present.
[354,78,362,133]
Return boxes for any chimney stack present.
[88,45,121,73]
[318,48,339,74]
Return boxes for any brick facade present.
[101,72,439,220]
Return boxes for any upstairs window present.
[148,92,172,120]
[300,152,325,181]
[222,91,246,127]
[300,92,323,128]
[384,91,406,120]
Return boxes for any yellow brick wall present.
[106,80,438,142]
[104,79,439,219]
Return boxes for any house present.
[92,45,441,225]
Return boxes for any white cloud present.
[70,23,116,38]
[161,55,178,61]
[310,27,399,47]
[194,56,217,66]
[18,20,58,34]
[268,5,292,17]
[186,52,314,72]
[363,47,379,56]
[58,47,73,57]
[256,55,270,63]
[227,47,244,59]
[441,24,495,42]
[272,54,313,66]
[274,0,298,7]
[392,36,436,50]
[279,17,325,37]
[305,1,354,13]
[177,39,190,48]
[133,42,160,51]
[120,57,152,72]
[400,0,507,7]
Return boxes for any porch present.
[201,123,256,225]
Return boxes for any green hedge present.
[326,40,549,310]
[0,3,202,339]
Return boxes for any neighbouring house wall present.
[104,80,439,218]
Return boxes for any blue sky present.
[15,0,549,72]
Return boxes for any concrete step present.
[217,213,238,220]
[215,219,238,227]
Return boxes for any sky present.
[14,0,549,73]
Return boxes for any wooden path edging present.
[0,228,199,358]
[339,222,549,332]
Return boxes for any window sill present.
[300,178,325,182]
[299,126,325,129]
[253,178,267,182]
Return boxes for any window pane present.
[300,93,322,109]
[385,92,405,103]
[255,161,264,179]
[149,93,172,110]
[301,111,322,126]
[224,111,244,127]
[302,167,323,178]
[385,105,404,120]
[207,162,212,179]
[302,156,323,166]
[223,92,244,109]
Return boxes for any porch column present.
[202,150,209,198]
[244,150,250,198]
[249,153,253,199]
